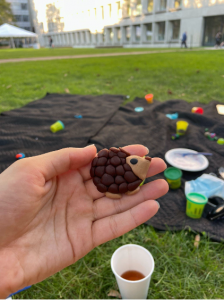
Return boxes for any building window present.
[203,15,224,46]
[23,15,29,22]
[11,3,21,10]
[101,6,104,19]
[147,0,153,12]
[116,2,122,17]
[117,28,121,41]
[136,0,142,15]
[94,8,97,18]
[174,0,181,8]
[15,15,22,22]
[159,0,167,11]
[171,20,180,40]
[108,4,112,17]
[21,3,28,10]
[145,23,152,41]
[135,25,141,41]
[23,27,30,31]
[125,26,130,41]
[125,0,131,17]
[157,22,165,40]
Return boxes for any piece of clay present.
[90,147,151,199]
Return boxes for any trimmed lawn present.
[0,47,181,60]
[0,50,224,114]
[15,226,224,299]
[1,49,224,299]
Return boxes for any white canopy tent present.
[0,23,38,48]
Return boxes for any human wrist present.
[0,249,25,298]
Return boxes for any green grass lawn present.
[1,49,224,299]
[0,47,180,60]
[0,49,224,114]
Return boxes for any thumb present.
[31,145,96,181]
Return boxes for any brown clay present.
[90,147,151,199]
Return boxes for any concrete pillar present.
[105,28,109,44]
[112,27,116,45]
[140,24,144,43]
[121,26,125,44]
[165,20,169,43]
[70,32,74,46]
[75,32,79,44]
[59,34,63,46]
[98,33,103,45]
[152,22,156,43]
[142,0,147,14]
[66,33,70,45]
[54,35,57,46]
[130,25,135,44]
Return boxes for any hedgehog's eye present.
[130,158,138,165]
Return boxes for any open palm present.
[0,145,168,298]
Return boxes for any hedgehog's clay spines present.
[90,147,151,199]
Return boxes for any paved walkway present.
[0,49,199,64]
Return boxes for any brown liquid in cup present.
[121,270,145,281]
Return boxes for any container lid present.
[57,120,65,129]
[164,167,182,180]
[186,193,208,205]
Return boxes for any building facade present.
[30,0,224,48]
[6,0,32,31]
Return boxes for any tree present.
[0,0,15,25]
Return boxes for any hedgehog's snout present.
[126,155,151,181]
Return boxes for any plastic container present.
[217,138,224,145]
[186,192,208,219]
[50,120,65,133]
[164,167,182,189]
[176,120,189,135]
[111,244,155,299]
[191,107,204,114]
[145,94,154,103]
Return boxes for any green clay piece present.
[205,128,209,132]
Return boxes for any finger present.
[92,179,168,220]
[80,144,149,181]
[30,145,96,181]
[85,157,167,201]
[147,157,167,177]
[92,200,159,247]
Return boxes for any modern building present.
[6,0,33,31]
[29,0,224,48]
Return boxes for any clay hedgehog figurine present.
[90,147,151,199]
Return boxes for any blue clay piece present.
[74,114,83,119]
[135,107,144,112]
[166,113,179,120]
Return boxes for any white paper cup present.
[111,244,155,299]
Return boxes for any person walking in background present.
[181,32,187,48]
[49,36,53,48]
[215,32,222,49]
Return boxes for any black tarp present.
[1,93,224,241]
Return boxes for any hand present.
[0,145,168,298]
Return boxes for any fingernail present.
[145,147,149,154]
[155,201,160,209]
[85,144,95,148]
